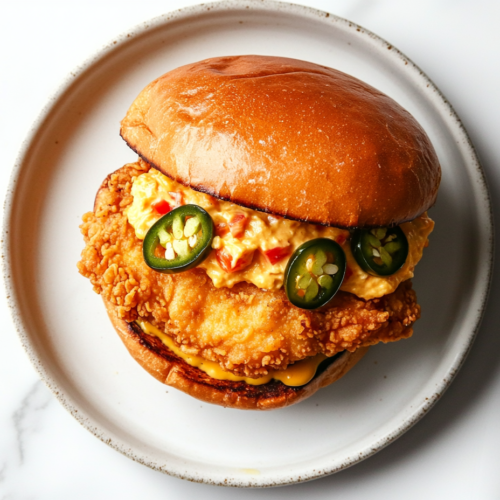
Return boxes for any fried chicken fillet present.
[78,161,420,380]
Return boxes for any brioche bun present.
[120,55,441,228]
[104,299,368,410]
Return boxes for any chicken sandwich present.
[78,55,440,410]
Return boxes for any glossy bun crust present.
[104,299,367,410]
[121,55,441,228]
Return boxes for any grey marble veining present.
[12,382,52,466]
[1,381,53,499]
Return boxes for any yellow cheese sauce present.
[127,169,434,300]
[137,319,326,386]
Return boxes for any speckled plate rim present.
[2,0,494,488]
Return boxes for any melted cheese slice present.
[127,168,434,300]
[137,320,326,387]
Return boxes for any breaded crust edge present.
[104,298,370,410]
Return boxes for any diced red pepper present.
[262,245,291,265]
[152,199,172,215]
[335,233,348,246]
[216,222,230,237]
[216,248,254,273]
[228,213,248,239]
[344,266,353,281]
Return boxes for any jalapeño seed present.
[306,256,314,273]
[323,263,338,275]
[188,234,198,248]
[165,242,176,260]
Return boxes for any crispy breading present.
[78,162,420,378]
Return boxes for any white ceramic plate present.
[3,0,492,488]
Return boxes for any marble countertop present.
[1,1,499,498]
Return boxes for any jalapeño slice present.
[285,238,346,310]
[351,226,409,276]
[143,204,214,273]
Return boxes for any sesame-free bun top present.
[120,55,441,228]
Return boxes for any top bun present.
[120,55,441,228]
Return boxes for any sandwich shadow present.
[277,122,500,492]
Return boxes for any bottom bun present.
[104,299,368,410]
